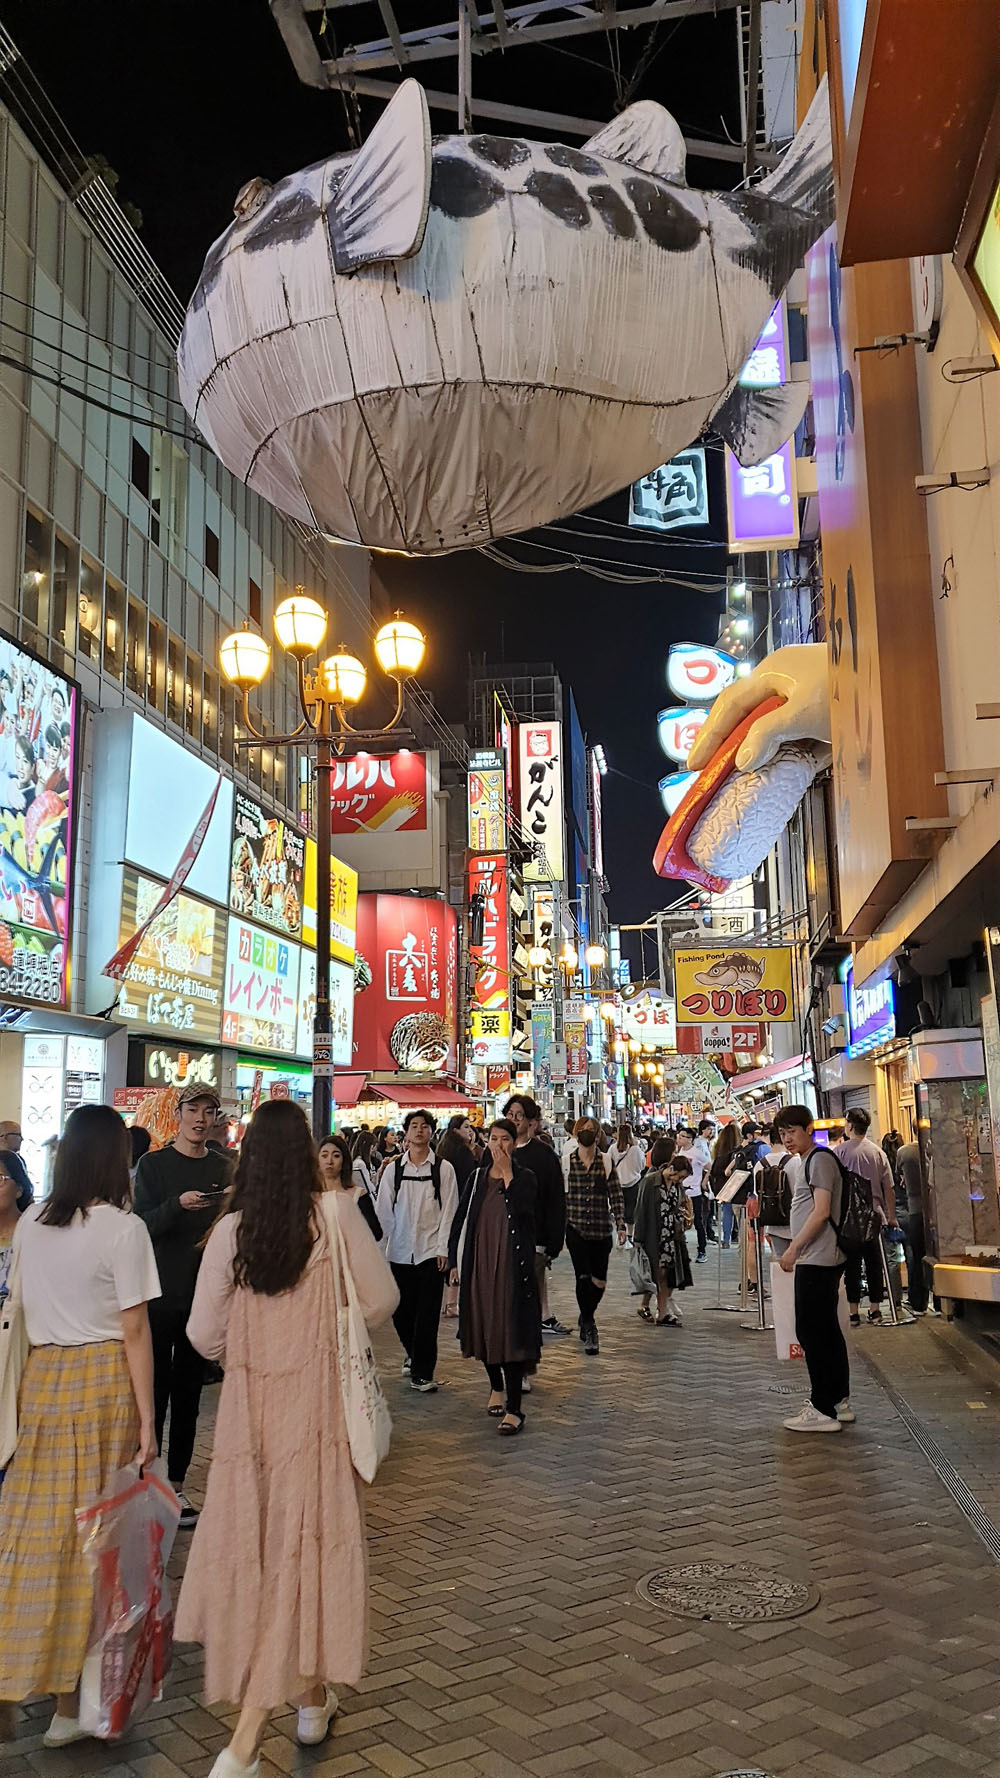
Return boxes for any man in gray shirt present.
[836,1108,895,1326]
[895,1140,929,1314]
[776,1105,850,1433]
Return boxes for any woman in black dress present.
[448,1119,541,1436]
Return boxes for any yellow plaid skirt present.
[0,1340,138,1700]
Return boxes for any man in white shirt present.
[677,1128,709,1262]
[835,1107,895,1327]
[374,1109,458,1393]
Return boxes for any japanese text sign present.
[674,945,795,1025]
[619,989,677,1049]
[658,705,709,765]
[726,300,799,549]
[519,723,564,882]
[222,916,300,1054]
[844,965,896,1056]
[629,447,708,532]
[468,854,510,1015]
[467,749,507,853]
[296,950,354,1066]
[115,870,225,1045]
[330,750,428,835]
[230,790,305,940]
[352,894,458,1074]
[666,644,738,705]
[303,839,357,966]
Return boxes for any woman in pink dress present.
[176,1100,398,1778]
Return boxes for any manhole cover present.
[636,1561,819,1624]
[715,1770,775,1777]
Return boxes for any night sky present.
[4,0,744,925]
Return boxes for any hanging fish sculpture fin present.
[712,376,811,467]
[329,78,432,273]
[757,73,833,228]
[584,100,687,184]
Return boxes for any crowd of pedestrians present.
[0,1087,935,1770]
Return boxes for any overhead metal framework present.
[270,0,772,159]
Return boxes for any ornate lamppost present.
[220,592,425,1138]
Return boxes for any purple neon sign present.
[725,301,800,550]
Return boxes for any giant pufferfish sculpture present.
[178,78,833,555]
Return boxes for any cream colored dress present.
[175,1194,398,1709]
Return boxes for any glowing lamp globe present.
[374,613,425,677]
[274,592,327,657]
[560,943,578,973]
[528,945,548,969]
[600,1001,617,1021]
[585,943,607,969]
[220,628,270,688]
[321,650,367,705]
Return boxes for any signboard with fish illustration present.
[0,633,77,1009]
[673,945,795,1024]
[179,76,833,554]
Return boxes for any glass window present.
[126,596,146,697]
[202,669,218,754]
[205,524,220,579]
[146,618,165,711]
[104,576,125,681]
[130,438,150,499]
[78,556,102,662]
[51,532,78,665]
[166,634,184,728]
[185,653,201,738]
[249,577,262,627]
[22,508,52,647]
[219,684,233,763]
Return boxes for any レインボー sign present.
[673,945,795,1024]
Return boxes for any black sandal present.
[487,1402,505,1416]
[498,1412,525,1435]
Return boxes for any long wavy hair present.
[40,1105,130,1227]
[231,1100,323,1295]
[713,1123,740,1168]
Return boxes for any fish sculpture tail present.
[758,74,833,233]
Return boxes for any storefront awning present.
[731,1053,810,1093]
[330,1073,369,1108]
[366,1081,478,1110]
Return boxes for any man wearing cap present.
[134,1083,232,1526]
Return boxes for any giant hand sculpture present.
[654,643,832,892]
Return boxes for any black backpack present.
[392,1154,443,1210]
[755,1156,792,1227]
[806,1150,882,1254]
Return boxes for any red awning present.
[330,1073,369,1108]
[367,1081,478,1109]
[731,1053,808,1091]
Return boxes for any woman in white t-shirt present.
[610,1126,647,1239]
[0,1104,160,1745]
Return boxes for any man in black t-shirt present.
[134,1083,232,1525]
[504,1094,568,1335]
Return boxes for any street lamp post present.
[220,594,425,1140]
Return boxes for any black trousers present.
[900,1212,929,1312]
[794,1263,849,1420]
[485,1361,525,1414]
[149,1301,205,1488]
[691,1194,710,1257]
[844,1236,886,1306]
[565,1224,613,1328]
[391,1258,445,1381]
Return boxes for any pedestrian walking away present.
[708,1121,740,1246]
[609,1124,647,1242]
[632,1142,693,1324]
[176,1099,398,1777]
[133,1081,233,1528]
[835,1107,896,1326]
[562,1117,627,1355]
[895,1138,930,1314]
[503,1093,568,1335]
[776,1105,851,1433]
[374,1109,459,1392]
[319,1133,382,1240]
[448,1118,542,1435]
[0,1105,159,1745]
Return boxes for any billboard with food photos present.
[352,894,458,1074]
[115,870,226,1045]
[230,791,305,940]
[0,632,77,1008]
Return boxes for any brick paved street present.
[4,1244,1000,1778]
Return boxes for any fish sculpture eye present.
[524,170,592,230]
[430,156,505,218]
[469,135,530,171]
[624,175,702,251]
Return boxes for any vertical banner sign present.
[519,722,564,883]
[104,776,222,980]
[352,895,458,1074]
[468,853,511,1066]
[725,301,799,551]
[467,748,507,852]
[532,888,554,992]
[531,1004,553,1093]
[563,1001,589,1087]
[590,750,604,878]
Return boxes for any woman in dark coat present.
[448,1118,541,1436]
[632,1139,693,1325]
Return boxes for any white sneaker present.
[401,1355,411,1375]
[667,1300,683,1323]
[835,1398,856,1424]
[783,1402,842,1433]
[208,1749,261,1778]
[521,1377,532,1394]
[43,1713,90,1747]
[297,1685,339,1746]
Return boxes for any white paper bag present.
[770,1261,851,1362]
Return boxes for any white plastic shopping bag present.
[770,1261,851,1362]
